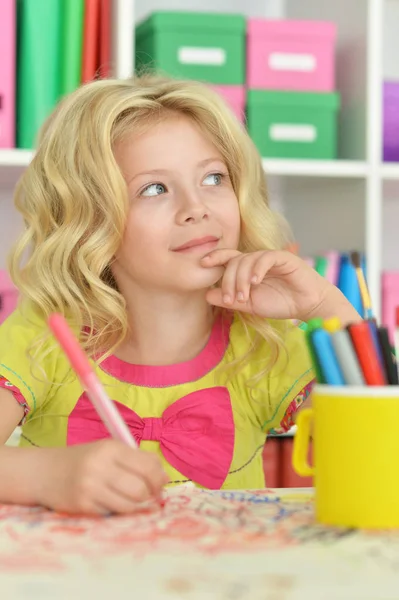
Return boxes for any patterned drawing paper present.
[1,488,399,600]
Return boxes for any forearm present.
[306,285,362,327]
[0,446,47,506]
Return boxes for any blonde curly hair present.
[9,74,289,376]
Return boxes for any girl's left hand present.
[201,249,357,323]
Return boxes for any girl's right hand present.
[36,440,169,515]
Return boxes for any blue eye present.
[141,183,166,197]
[203,173,224,186]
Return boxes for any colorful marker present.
[348,321,386,385]
[324,251,340,286]
[368,318,385,369]
[395,307,399,363]
[350,251,373,319]
[323,317,365,385]
[48,313,138,447]
[305,318,324,383]
[310,326,346,386]
[376,326,399,385]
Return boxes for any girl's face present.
[112,115,241,294]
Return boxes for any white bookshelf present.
[0,149,33,166]
[1,0,398,323]
[262,159,368,178]
[381,164,399,180]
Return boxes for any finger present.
[109,470,161,506]
[200,249,242,268]
[219,256,242,305]
[235,252,263,302]
[84,501,113,516]
[250,250,293,282]
[97,479,158,515]
[110,468,152,503]
[116,450,169,499]
[66,493,114,517]
[206,287,253,313]
[54,497,109,517]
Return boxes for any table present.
[1,487,399,599]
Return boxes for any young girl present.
[0,75,360,515]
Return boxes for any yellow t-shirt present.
[0,306,314,490]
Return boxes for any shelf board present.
[0,154,370,177]
[0,149,33,167]
[381,163,399,180]
[0,153,369,178]
[0,150,33,189]
[0,154,369,186]
[262,159,368,178]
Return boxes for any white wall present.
[383,0,399,80]
[135,0,285,22]
[269,177,365,257]
[0,191,23,270]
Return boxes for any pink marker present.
[48,313,137,448]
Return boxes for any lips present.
[173,236,220,252]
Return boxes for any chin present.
[178,265,224,292]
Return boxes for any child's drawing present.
[2,488,399,600]
[0,488,316,562]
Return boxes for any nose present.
[175,189,209,225]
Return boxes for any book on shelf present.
[0,0,16,148]
[17,0,62,149]
[60,0,84,96]
[81,0,101,83]
[99,0,111,78]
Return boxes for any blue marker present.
[310,327,346,386]
[367,319,385,368]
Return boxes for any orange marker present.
[348,321,386,385]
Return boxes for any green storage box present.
[246,90,340,159]
[135,11,245,85]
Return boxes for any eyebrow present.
[127,157,225,185]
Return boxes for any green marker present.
[305,318,324,383]
[315,256,328,278]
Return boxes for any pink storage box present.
[0,0,16,147]
[382,272,399,345]
[0,270,18,324]
[211,85,245,123]
[247,19,336,92]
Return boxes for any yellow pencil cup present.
[293,384,399,529]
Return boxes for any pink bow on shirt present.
[67,387,235,489]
